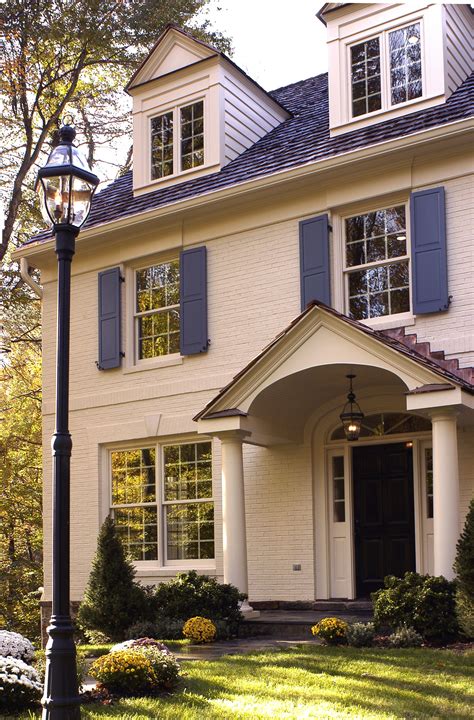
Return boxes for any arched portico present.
[195,305,473,603]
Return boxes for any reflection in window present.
[425,447,433,519]
[331,413,431,440]
[390,23,422,105]
[345,206,409,319]
[180,101,204,171]
[333,456,345,522]
[163,442,214,560]
[151,112,174,180]
[351,38,381,117]
[111,448,157,560]
[135,261,180,359]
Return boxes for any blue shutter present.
[98,267,122,369]
[299,214,331,311]
[180,246,208,355]
[410,187,449,314]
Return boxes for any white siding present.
[444,3,474,97]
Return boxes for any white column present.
[431,412,460,580]
[220,432,256,616]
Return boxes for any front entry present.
[353,443,415,597]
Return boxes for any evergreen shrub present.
[153,571,244,638]
[372,572,458,641]
[346,622,375,647]
[388,625,423,648]
[454,498,474,638]
[77,517,152,640]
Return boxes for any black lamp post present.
[36,124,99,719]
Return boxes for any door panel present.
[353,443,415,597]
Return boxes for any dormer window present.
[350,21,423,120]
[150,100,205,182]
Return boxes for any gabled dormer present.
[318,2,474,136]
[127,25,290,196]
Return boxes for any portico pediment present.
[195,304,472,439]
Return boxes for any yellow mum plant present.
[89,649,156,694]
[311,617,348,645]
[182,616,217,643]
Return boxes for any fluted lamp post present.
[36,124,99,719]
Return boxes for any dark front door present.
[353,443,415,598]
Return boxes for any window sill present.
[134,564,217,578]
[360,314,415,332]
[123,354,183,374]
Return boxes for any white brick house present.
[16,3,474,625]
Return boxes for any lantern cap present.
[58,124,76,144]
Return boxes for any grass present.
[23,644,473,719]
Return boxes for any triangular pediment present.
[127,26,218,91]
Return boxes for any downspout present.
[20,257,43,299]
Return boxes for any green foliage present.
[153,570,244,638]
[311,617,348,645]
[454,498,474,637]
[388,625,423,648]
[455,588,474,639]
[135,646,180,689]
[345,622,375,647]
[126,619,184,641]
[372,572,458,641]
[77,517,152,640]
[89,649,157,695]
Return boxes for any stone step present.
[241,606,374,640]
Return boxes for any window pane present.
[164,442,212,502]
[389,23,422,105]
[425,447,433,519]
[166,502,214,560]
[351,37,381,117]
[111,448,156,505]
[151,112,174,179]
[114,506,158,561]
[180,101,205,170]
[136,261,180,360]
[332,457,345,523]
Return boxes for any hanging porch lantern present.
[340,374,364,441]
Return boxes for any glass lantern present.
[36,125,99,228]
[340,374,364,441]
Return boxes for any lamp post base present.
[42,615,81,719]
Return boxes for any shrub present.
[89,649,156,695]
[77,517,153,640]
[388,625,423,648]
[153,570,243,638]
[346,622,375,647]
[454,498,474,638]
[372,572,458,641]
[183,616,217,643]
[0,655,42,712]
[311,617,348,645]
[127,618,184,641]
[136,646,180,689]
[0,630,35,662]
[111,638,172,656]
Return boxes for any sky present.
[203,0,329,91]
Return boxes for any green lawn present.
[24,644,473,720]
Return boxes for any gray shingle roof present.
[26,71,474,245]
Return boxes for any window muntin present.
[389,23,422,105]
[331,413,431,441]
[332,456,345,523]
[110,442,214,564]
[163,442,214,561]
[424,446,433,519]
[351,38,382,117]
[135,260,180,360]
[111,448,158,560]
[151,112,174,180]
[180,101,204,171]
[345,205,410,320]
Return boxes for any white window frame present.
[347,18,425,122]
[342,201,413,327]
[148,96,206,184]
[108,439,215,570]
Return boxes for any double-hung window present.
[350,21,423,118]
[110,441,214,564]
[135,260,180,360]
[344,205,410,321]
[150,100,205,181]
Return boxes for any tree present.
[454,498,474,638]
[0,280,42,642]
[0,0,232,260]
[77,517,152,640]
